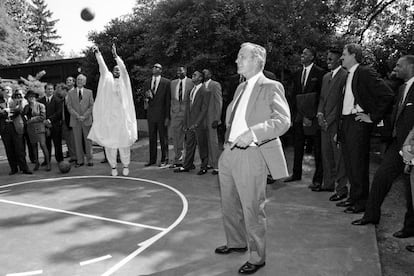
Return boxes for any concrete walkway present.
[0,138,381,275]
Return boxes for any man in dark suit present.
[144,63,171,167]
[285,47,325,187]
[203,68,222,175]
[314,48,348,197]
[0,85,32,175]
[336,43,394,214]
[169,66,193,168]
[39,83,63,165]
[174,70,210,175]
[352,55,414,233]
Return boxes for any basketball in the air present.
[80,7,95,22]
[58,161,71,174]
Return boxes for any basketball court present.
[0,143,381,276]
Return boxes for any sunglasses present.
[153,66,162,69]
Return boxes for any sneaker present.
[122,167,129,176]
[111,168,118,176]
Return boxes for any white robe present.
[88,52,137,148]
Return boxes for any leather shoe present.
[267,175,276,184]
[174,167,190,173]
[212,169,219,175]
[169,163,182,168]
[336,200,353,207]
[351,218,378,226]
[197,169,208,175]
[144,162,155,167]
[284,175,301,182]
[311,186,334,192]
[8,170,18,175]
[75,163,84,168]
[87,162,93,167]
[41,161,47,166]
[406,245,414,252]
[329,194,347,202]
[22,170,33,175]
[393,230,414,239]
[100,159,108,163]
[214,245,247,254]
[344,206,365,214]
[238,261,265,274]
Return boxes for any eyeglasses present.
[12,94,23,99]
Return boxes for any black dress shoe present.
[393,230,414,239]
[406,245,414,252]
[212,169,219,175]
[174,167,190,173]
[9,170,18,175]
[238,261,266,274]
[266,175,276,184]
[344,206,365,214]
[311,186,334,192]
[169,163,182,168]
[144,162,155,167]
[100,159,108,163]
[197,169,208,175]
[87,162,93,167]
[214,245,247,254]
[336,200,353,207]
[284,175,301,182]
[329,193,347,202]
[22,170,33,175]
[351,218,378,226]
[75,163,84,168]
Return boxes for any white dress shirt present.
[204,79,211,89]
[176,77,187,100]
[228,71,263,143]
[402,76,414,104]
[342,64,364,115]
[331,65,341,79]
[302,63,313,86]
[152,75,161,92]
[190,83,203,105]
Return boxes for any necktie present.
[47,97,50,104]
[224,82,248,142]
[152,78,156,92]
[301,68,307,91]
[178,80,183,102]
[78,89,82,101]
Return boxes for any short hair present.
[402,55,414,66]
[77,74,87,80]
[193,70,204,82]
[241,42,267,70]
[328,46,342,56]
[304,47,317,59]
[178,66,187,72]
[45,83,54,89]
[344,43,363,63]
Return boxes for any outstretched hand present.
[92,46,99,53]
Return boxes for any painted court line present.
[0,199,166,231]
[0,189,10,194]
[6,270,43,276]
[80,255,112,266]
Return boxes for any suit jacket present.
[39,95,62,127]
[184,85,210,129]
[145,76,171,122]
[226,74,291,179]
[66,87,94,127]
[170,77,193,119]
[0,98,25,135]
[292,64,325,122]
[317,68,348,129]
[348,65,394,124]
[205,79,223,125]
[391,82,414,147]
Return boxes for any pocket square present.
[406,103,413,106]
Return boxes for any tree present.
[27,0,62,62]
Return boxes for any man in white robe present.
[88,44,137,176]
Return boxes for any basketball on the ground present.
[58,161,71,174]
[80,7,95,22]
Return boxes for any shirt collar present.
[245,71,264,86]
[348,63,359,74]
[303,63,313,71]
[405,76,414,90]
[331,66,342,77]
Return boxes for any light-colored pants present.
[72,124,92,164]
[218,144,267,264]
[105,147,131,168]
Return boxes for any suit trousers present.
[62,123,76,161]
[363,140,414,231]
[105,147,130,168]
[170,116,185,164]
[292,121,323,183]
[183,127,209,170]
[148,120,168,163]
[1,122,29,172]
[72,124,92,164]
[219,144,267,265]
[207,126,221,169]
[340,115,371,209]
[321,125,348,194]
[46,125,63,162]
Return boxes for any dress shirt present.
[331,66,341,79]
[228,71,263,144]
[152,75,161,92]
[302,63,314,87]
[46,95,53,103]
[204,79,211,89]
[342,63,363,115]
[78,88,83,100]
[176,77,187,100]
[190,83,202,105]
[402,76,414,104]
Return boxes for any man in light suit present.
[203,68,223,175]
[403,126,414,252]
[215,42,291,274]
[0,86,32,175]
[314,48,348,198]
[143,63,171,167]
[174,70,210,175]
[169,66,193,168]
[66,74,94,167]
